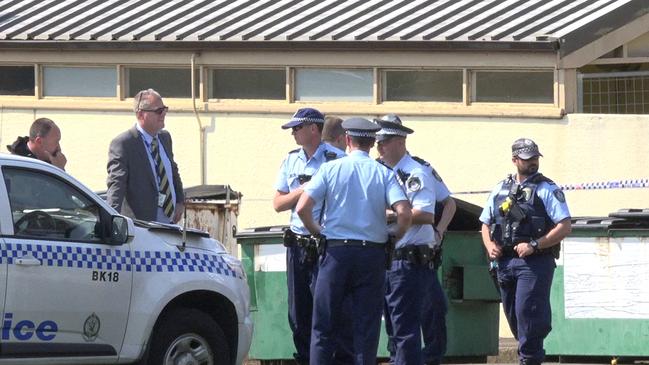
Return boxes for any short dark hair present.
[29,118,57,140]
[350,136,375,149]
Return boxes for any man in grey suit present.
[107,88,184,223]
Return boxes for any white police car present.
[0,155,252,364]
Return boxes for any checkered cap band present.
[513,146,538,155]
[291,117,324,124]
[346,130,376,138]
[377,128,409,137]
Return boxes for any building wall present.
[1,108,647,228]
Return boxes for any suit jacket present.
[106,126,184,222]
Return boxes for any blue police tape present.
[0,243,242,279]
[455,178,649,195]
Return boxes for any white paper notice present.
[563,237,649,319]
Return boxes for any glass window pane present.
[384,70,462,102]
[295,69,372,102]
[0,66,34,96]
[210,69,285,99]
[4,167,101,242]
[43,66,116,97]
[475,71,554,103]
[127,68,198,98]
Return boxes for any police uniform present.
[376,116,438,365]
[479,139,570,365]
[274,108,344,364]
[304,118,408,365]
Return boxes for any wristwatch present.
[529,239,540,251]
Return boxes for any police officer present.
[375,116,437,365]
[296,117,412,365]
[377,114,457,365]
[479,138,572,365]
[272,107,345,365]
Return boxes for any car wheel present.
[149,308,230,365]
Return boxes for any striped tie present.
[150,137,174,219]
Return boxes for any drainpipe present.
[191,52,207,185]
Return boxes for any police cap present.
[512,138,543,159]
[342,117,381,138]
[281,107,325,129]
[374,114,414,142]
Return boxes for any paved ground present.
[245,338,649,364]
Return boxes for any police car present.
[0,155,252,364]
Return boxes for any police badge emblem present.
[553,189,566,202]
[83,313,100,342]
[406,175,422,192]
[521,187,533,201]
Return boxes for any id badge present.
[158,193,166,207]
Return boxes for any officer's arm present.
[296,193,320,235]
[535,218,572,250]
[272,188,304,213]
[392,200,412,240]
[481,223,502,260]
[435,196,456,236]
[411,209,434,225]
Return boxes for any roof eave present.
[0,40,558,53]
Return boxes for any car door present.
[0,165,132,363]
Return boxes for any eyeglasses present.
[139,106,169,115]
[291,123,311,132]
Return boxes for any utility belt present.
[500,243,559,259]
[326,237,394,270]
[283,229,320,265]
[392,245,437,267]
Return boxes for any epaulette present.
[324,150,338,162]
[411,155,430,167]
[288,148,300,154]
[530,173,555,185]
[376,158,393,170]
[396,169,410,184]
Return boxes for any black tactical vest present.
[491,174,555,247]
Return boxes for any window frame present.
[0,63,37,98]
[470,69,557,106]
[40,64,119,99]
[207,67,287,102]
[578,70,649,114]
[1,166,109,244]
[293,66,375,103]
[380,68,465,104]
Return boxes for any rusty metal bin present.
[183,185,241,255]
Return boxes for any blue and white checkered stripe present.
[0,243,241,279]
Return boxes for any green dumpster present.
[545,209,649,358]
[236,199,500,362]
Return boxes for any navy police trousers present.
[497,254,555,365]
[421,267,448,365]
[311,245,386,365]
[384,259,436,365]
[287,245,316,364]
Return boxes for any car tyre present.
[148,308,230,365]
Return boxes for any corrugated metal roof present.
[0,0,645,49]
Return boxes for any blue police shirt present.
[274,142,345,235]
[304,150,407,243]
[479,173,571,225]
[390,154,436,248]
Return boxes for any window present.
[0,66,34,96]
[210,68,285,100]
[580,72,649,114]
[4,167,102,242]
[383,70,462,102]
[474,71,554,103]
[295,68,373,102]
[43,66,116,97]
[126,67,198,98]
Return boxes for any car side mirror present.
[110,215,129,245]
